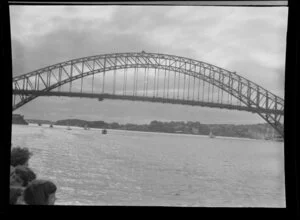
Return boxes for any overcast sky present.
[10,5,288,124]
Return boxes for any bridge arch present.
[13,52,284,137]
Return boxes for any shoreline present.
[12,123,281,142]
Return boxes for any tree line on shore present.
[13,114,279,140]
[46,119,275,140]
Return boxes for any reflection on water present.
[11,124,285,207]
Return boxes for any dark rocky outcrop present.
[12,114,28,125]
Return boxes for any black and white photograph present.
[9,2,288,207]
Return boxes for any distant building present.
[12,114,28,125]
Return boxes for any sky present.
[10,5,288,124]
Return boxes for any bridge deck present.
[13,90,283,115]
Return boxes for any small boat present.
[268,128,283,142]
[49,124,53,128]
[38,123,42,126]
[273,135,284,142]
[66,118,72,130]
[275,138,284,142]
[209,130,215,138]
[67,123,71,130]
[102,129,107,134]
[84,124,89,130]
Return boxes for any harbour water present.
[11,124,285,207]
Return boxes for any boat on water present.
[49,124,53,128]
[66,118,72,130]
[38,123,42,126]
[102,129,107,134]
[273,135,284,142]
[265,127,283,142]
[84,124,90,130]
[209,131,215,138]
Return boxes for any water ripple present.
[11,124,285,207]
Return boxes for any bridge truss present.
[12,52,284,137]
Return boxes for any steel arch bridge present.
[12,51,284,137]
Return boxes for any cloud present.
[226,57,285,97]
[10,5,288,124]
[11,28,161,75]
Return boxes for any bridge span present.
[12,52,284,137]
[13,90,284,116]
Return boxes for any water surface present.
[11,124,285,207]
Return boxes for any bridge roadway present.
[13,90,283,115]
